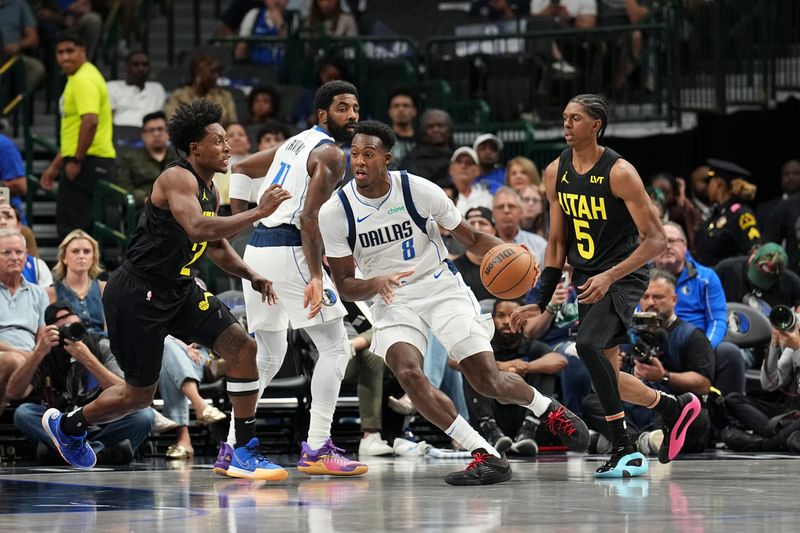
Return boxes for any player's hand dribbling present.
[257,184,292,216]
[372,270,414,304]
[304,278,323,319]
[251,275,278,305]
[577,271,615,304]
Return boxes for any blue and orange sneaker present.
[213,441,234,476]
[41,408,96,469]
[226,438,287,481]
[296,438,368,476]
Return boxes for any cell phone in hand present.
[0,187,10,206]
[561,270,571,287]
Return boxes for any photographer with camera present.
[721,305,800,453]
[6,302,154,465]
[582,269,714,456]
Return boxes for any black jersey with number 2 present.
[555,147,639,274]
[124,159,217,283]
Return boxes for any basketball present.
[480,244,539,299]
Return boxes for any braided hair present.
[569,94,609,142]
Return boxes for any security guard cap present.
[707,159,751,182]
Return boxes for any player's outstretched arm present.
[231,143,284,178]
[449,220,503,257]
[158,168,291,242]
[327,256,413,304]
[206,239,278,304]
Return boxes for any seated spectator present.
[763,160,800,276]
[106,51,167,127]
[452,207,498,302]
[582,270,713,456]
[159,337,227,460]
[50,229,106,332]
[235,0,298,65]
[0,0,45,93]
[401,109,454,187]
[648,172,701,250]
[215,0,260,37]
[0,204,51,289]
[387,89,418,171]
[472,0,528,20]
[505,156,541,192]
[229,120,288,216]
[247,85,282,125]
[305,0,358,37]
[688,163,712,223]
[0,132,29,225]
[693,159,760,267]
[0,228,51,416]
[290,57,348,128]
[519,184,546,237]
[115,111,179,211]
[164,54,238,127]
[758,158,800,222]
[715,243,800,314]
[473,134,506,193]
[255,120,288,150]
[654,222,745,395]
[214,123,253,216]
[449,147,493,215]
[722,320,800,453]
[464,298,568,456]
[492,186,547,265]
[530,0,597,75]
[7,301,154,465]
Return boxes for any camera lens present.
[769,305,796,332]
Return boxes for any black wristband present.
[535,266,563,311]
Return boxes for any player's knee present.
[394,365,426,389]
[468,372,501,399]
[122,385,155,412]
[575,333,599,360]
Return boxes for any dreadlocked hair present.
[569,94,609,142]
[168,99,223,155]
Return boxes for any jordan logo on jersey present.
[202,190,208,201]
[358,221,413,248]
[561,171,569,184]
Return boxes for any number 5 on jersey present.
[573,219,595,260]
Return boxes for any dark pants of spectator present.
[560,355,593,417]
[56,156,115,240]
[714,342,746,397]
[724,392,789,437]
[13,402,154,456]
[463,373,556,438]
[582,392,710,454]
[342,348,386,432]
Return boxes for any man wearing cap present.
[6,301,154,465]
[450,146,494,215]
[473,133,506,194]
[715,243,800,312]
[693,158,760,267]
[452,207,498,301]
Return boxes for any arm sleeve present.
[704,270,729,348]
[412,176,462,231]
[679,329,715,381]
[319,199,353,258]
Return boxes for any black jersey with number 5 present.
[555,147,639,274]
[124,159,217,283]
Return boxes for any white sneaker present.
[551,60,577,75]
[358,433,394,456]
[636,430,664,455]
[151,408,179,433]
[388,394,416,415]
[393,437,430,457]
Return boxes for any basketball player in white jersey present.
[214,81,367,477]
[319,121,591,485]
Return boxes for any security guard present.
[693,159,761,266]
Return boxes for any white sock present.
[445,415,500,457]
[524,387,552,417]
[305,321,350,450]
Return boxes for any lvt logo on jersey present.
[589,175,605,184]
[358,221,413,248]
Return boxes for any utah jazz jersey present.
[319,171,462,282]
[124,159,217,282]
[255,125,338,229]
[555,147,639,273]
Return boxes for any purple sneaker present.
[296,438,368,476]
[213,441,234,476]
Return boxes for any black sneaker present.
[512,416,539,456]
[786,431,800,454]
[478,418,513,454]
[658,392,701,464]
[542,399,590,452]
[720,427,763,452]
[444,448,512,486]
[96,439,134,466]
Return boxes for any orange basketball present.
[480,244,539,299]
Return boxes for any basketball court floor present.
[1,452,798,532]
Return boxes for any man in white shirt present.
[106,51,166,127]
[450,146,494,215]
[493,186,547,265]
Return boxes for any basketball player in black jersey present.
[510,94,702,478]
[42,100,294,479]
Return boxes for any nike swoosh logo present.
[357,214,372,223]
[433,269,445,279]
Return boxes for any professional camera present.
[630,312,668,365]
[769,305,798,332]
[58,321,87,345]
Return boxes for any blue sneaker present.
[226,438,288,481]
[594,450,649,479]
[41,408,96,469]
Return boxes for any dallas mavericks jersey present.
[320,171,462,282]
[255,125,337,228]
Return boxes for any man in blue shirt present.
[474,133,506,193]
[654,222,745,395]
[0,134,28,225]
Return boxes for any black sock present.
[60,408,88,437]
[652,391,680,424]
[234,417,256,448]
[608,418,633,452]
